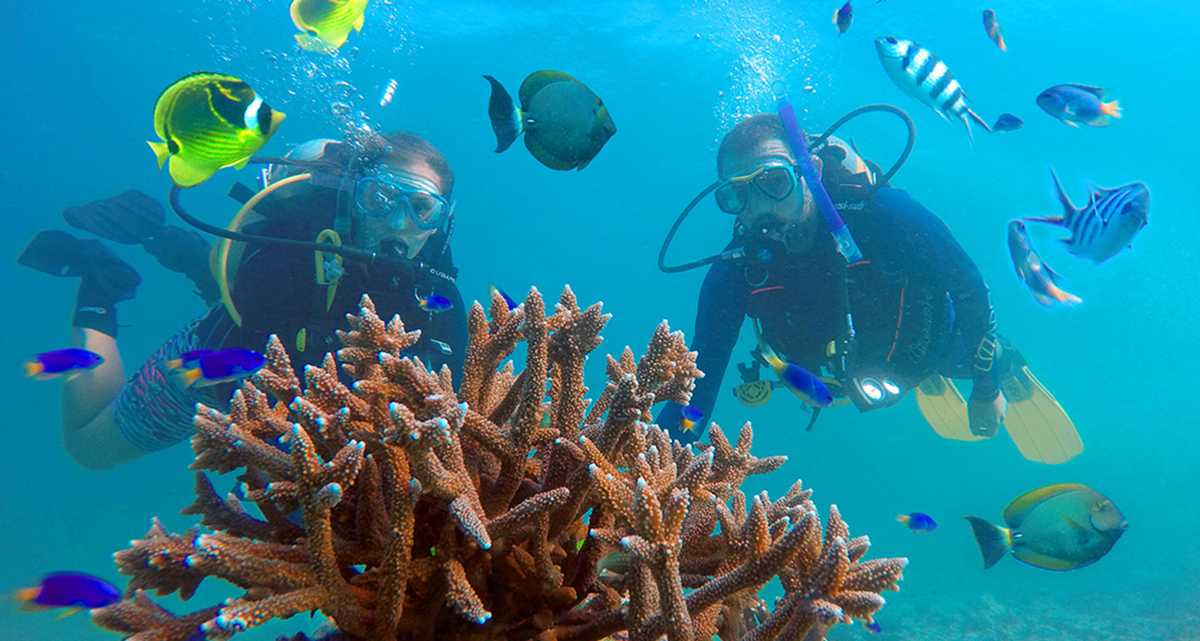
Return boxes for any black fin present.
[63,190,166,245]
[964,516,1012,569]
[805,407,822,431]
[484,75,521,153]
[18,230,141,304]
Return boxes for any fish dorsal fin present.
[1067,84,1106,97]
[1049,168,1077,220]
[518,70,577,109]
[1003,483,1090,527]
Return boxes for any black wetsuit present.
[658,186,999,444]
[114,185,467,452]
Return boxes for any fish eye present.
[885,37,898,44]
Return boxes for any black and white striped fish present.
[874,37,991,143]
[1024,169,1150,264]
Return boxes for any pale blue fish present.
[1024,169,1149,264]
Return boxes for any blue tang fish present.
[15,572,120,612]
[1024,169,1149,264]
[896,512,938,533]
[25,348,104,380]
[966,483,1127,571]
[416,291,454,313]
[1036,84,1121,127]
[170,348,266,388]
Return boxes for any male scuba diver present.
[18,131,467,468]
[656,101,1082,465]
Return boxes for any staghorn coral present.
[93,287,906,641]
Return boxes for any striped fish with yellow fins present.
[290,0,369,53]
[147,73,285,188]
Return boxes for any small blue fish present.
[170,348,266,388]
[832,1,853,34]
[25,348,104,380]
[1007,220,1081,306]
[679,404,704,433]
[15,572,120,612]
[1024,169,1149,264]
[755,333,833,409]
[866,621,883,634]
[416,291,454,313]
[991,113,1023,132]
[489,285,518,310]
[1036,84,1121,128]
[896,512,938,533]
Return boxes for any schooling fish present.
[1007,220,1081,306]
[896,512,938,533]
[966,483,1127,571]
[148,73,285,187]
[874,37,991,143]
[832,1,853,35]
[416,292,454,313]
[1036,84,1122,128]
[290,0,369,53]
[982,9,1007,52]
[15,572,120,613]
[25,348,103,380]
[1024,169,1149,264]
[170,348,266,388]
[484,70,616,171]
[991,113,1023,132]
[679,404,705,433]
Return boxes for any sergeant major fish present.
[874,37,992,143]
[1024,169,1149,264]
[1007,220,1081,306]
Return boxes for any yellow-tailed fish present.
[290,0,369,53]
[966,483,1127,571]
[148,73,285,188]
[484,70,616,171]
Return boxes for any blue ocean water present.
[1,1,1196,640]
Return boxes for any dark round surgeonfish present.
[484,70,616,171]
[965,483,1127,571]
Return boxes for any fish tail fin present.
[1100,100,1122,118]
[147,141,170,168]
[1048,167,1077,219]
[174,368,203,389]
[964,516,1013,569]
[751,323,785,370]
[353,12,365,31]
[14,587,39,605]
[895,514,911,525]
[967,109,993,134]
[997,34,1008,52]
[23,361,44,378]
[483,75,522,153]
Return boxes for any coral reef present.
[92,288,906,641]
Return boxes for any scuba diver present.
[656,99,1082,465]
[18,131,467,468]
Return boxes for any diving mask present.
[714,161,801,214]
[353,171,452,231]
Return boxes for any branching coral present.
[92,288,906,641]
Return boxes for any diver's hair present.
[377,131,456,198]
[716,114,787,177]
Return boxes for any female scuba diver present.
[18,131,467,468]
[656,99,1083,465]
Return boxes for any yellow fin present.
[175,368,203,388]
[167,156,217,188]
[55,608,81,620]
[147,140,170,168]
[1002,483,1090,527]
[353,9,365,31]
[1012,547,1082,572]
[232,155,252,170]
[23,361,44,378]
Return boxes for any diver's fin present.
[999,351,1083,465]
[63,190,165,245]
[18,231,142,304]
[964,516,1013,569]
[483,75,522,153]
[915,375,985,442]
